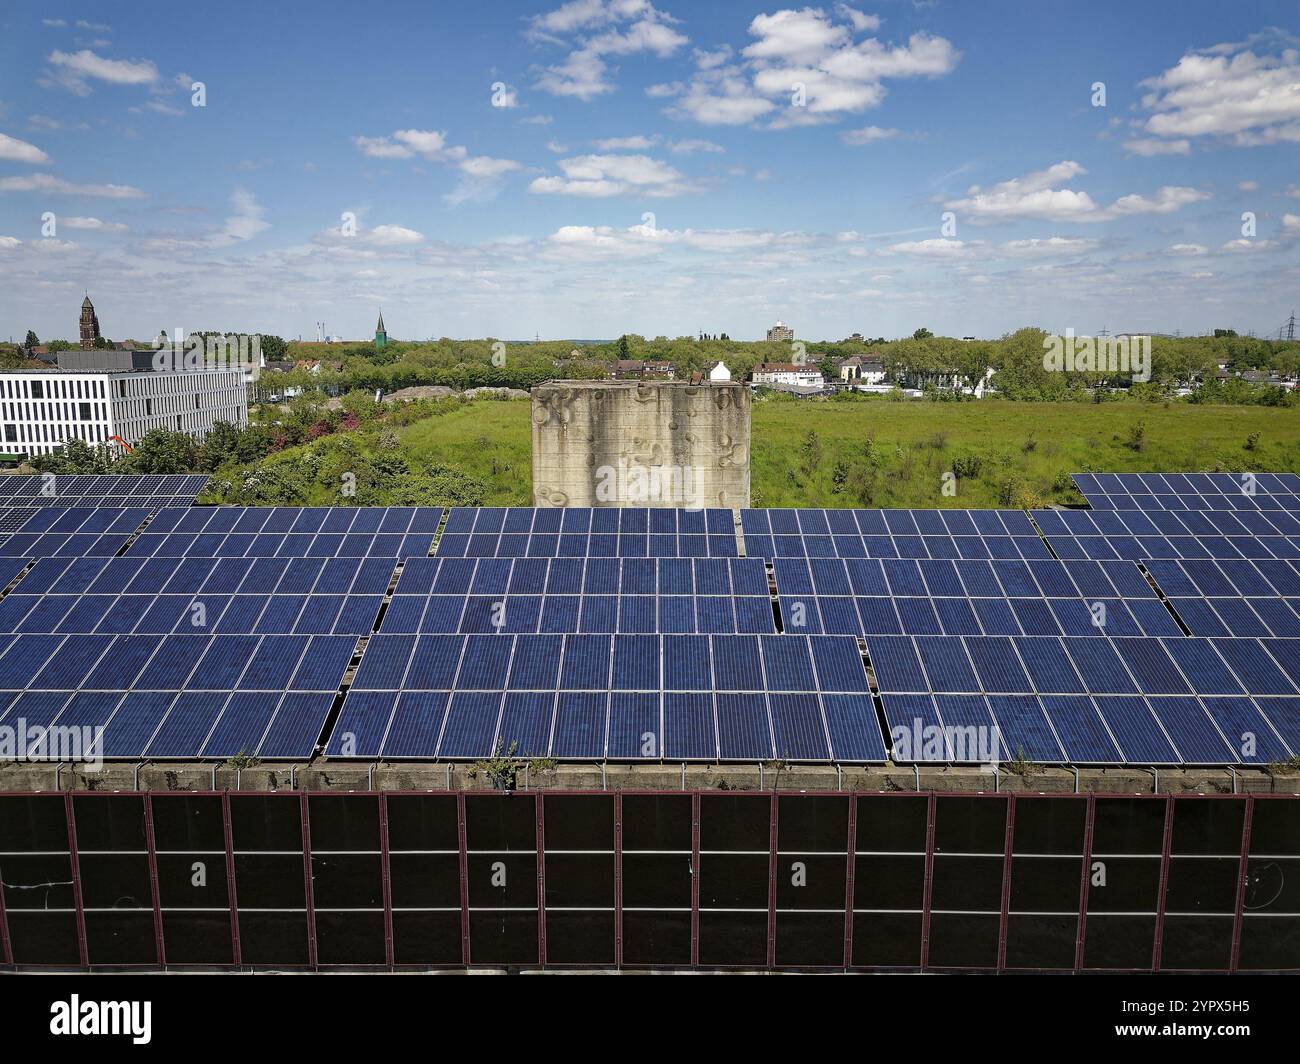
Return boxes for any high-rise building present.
[79,294,101,349]
[766,320,794,342]
[375,310,387,350]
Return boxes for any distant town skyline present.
[1,2,1298,342]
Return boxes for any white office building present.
[0,369,248,457]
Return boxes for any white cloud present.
[693,46,732,70]
[0,236,21,249]
[663,9,957,129]
[1283,213,1300,231]
[354,134,417,159]
[541,222,779,259]
[1238,180,1259,192]
[669,137,724,153]
[353,128,520,200]
[44,49,158,95]
[530,153,702,197]
[530,1,688,100]
[1121,138,1189,156]
[944,160,1209,224]
[0,172,145,198]
[592,134,659,150]
[0,132,51,164]
[645,81,685,98]
[680,228,774,251]
[546,139,570,153]
[460,156,522,179]
[668,72,776,125]
[885,237,973,258]
[135,99,183,117]
[367,224,425,246]
[545,222,675,259]
[61,216,128,232]
[743,9,851,65]
[835,5,881,33]
[998,237,1099,257]
[212,187,269,245]
[1287,184,1300,198]
[1169,243,1208,256]
[1136,40,1300,148]
[1220,238,1279,253]
[521,114,554,125]
[528,0,614,39]
[840,124,898,145]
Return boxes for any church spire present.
[375,309,387,350]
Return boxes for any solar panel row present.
[0,630,356,758]
[866,634,1299,698]
[326,632,885,762]
[881,691,1300,766]
[438,505,738,557]
[771,555,1188,638]
[0,473,209,509]
[1073,472,1300,512]
[383,555,774,634]
[1038,501,1300,538]
[0,554,395,635]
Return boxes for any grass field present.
[374,396,1299,508]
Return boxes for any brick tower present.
[79,294,101,349]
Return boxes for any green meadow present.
[374,395,1299,508]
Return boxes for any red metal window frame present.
[0,789,1292,973]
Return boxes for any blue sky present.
[1,0,1298,342]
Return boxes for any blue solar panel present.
[1092,697,1185,764]
[988,694,1063,762]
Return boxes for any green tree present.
[913,327,934,340]
[24,330,39,351]
[31,438,114,474]
[119,429,198,473]
[197,420,242,471]
[258,334,288,360]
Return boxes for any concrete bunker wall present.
[531,381,751,508]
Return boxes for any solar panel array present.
[326,632,886,762]
[383,556,775,634]
[0,473,210,509]
[1073,472,1300,512]
[0,484,1296,766]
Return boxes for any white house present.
[838,355,886,386]
[750,362,825,389]
[0,368,248,457]
[709,361,732,382]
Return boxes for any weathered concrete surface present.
[3,759,1296,795]
[531,380,750,508]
